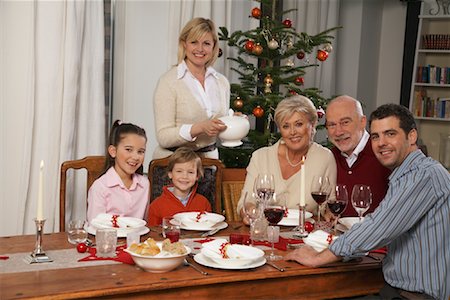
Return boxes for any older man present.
[286,104,450,300]
[325,95,390,216]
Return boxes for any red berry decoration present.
[77,242,87,253]
[294,76,304,85]
[304,221,314,233]
[252,43,263,55]
[252,105,264,118]
[282,19,292,28]
[251,7,262,19]
[296,51,305,59]
[245,40,255,52]
[317,49,329,61]
[289,90,298,95]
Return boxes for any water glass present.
[96,228,117,257]
[126,229,141,247]
[67,220,87,245]
[162,217,180,242]
[266,226,282,261]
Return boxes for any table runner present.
[0,249,121,274]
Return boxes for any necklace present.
[285,148,303,168]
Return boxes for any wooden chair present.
[59,156,106,232]
[222,168,247,222]
[148,157,225,214]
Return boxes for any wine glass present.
[310,175,331,223]
[263,192,286,226]
[351,184,372,221]
[254,173,275,203]
[327,184,349,234]
[266,225,282,261]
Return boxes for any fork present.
[201,228,220,237]
[183,258,209,275]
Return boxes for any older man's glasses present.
[325,119,352,130]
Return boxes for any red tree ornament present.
[245,40,255,52]
[289,90,298,95]
[252,106,264,118]
[282,19,292,28]
[251,7,262,19]
[294,76,304,85]
[252,43,263,55]
[296,51,305,59]
[317,49,329,61]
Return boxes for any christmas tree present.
[219,0,339,150]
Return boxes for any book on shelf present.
[413,93,450,119]
[416,66,450,84]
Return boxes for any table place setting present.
[87,213,149,237]
[173,211,227,231]
[193,238,266,270]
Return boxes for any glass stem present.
[271,241,275,257]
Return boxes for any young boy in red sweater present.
[147,147,212,226]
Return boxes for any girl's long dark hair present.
[103,120,147,175]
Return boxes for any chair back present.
[222,168,246,222]
[59,156,106,232]
[148,157,224,214]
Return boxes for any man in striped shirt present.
[286,104,450,299]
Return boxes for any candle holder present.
[26,219,53,264]
[293,205,309,238]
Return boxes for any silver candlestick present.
[293,205,309,238]
[26,219,53,264]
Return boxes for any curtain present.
[0,1,105,236]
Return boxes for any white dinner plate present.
[86,225,150,238]
[278,209,313,227]
[335,223,348,233]
[179,221,228,232]
[338,217,363,230]
[193,252,266,270]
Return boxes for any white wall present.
[113,0,408,169]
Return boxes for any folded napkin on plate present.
[202,239,253,259]
[78,245,134,265]
[90,213,145,229]
[303,230,338,252]
[179,212,221,228]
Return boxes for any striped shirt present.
[329,150,450,299]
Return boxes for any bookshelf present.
[409,1,450,161]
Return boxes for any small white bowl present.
[125,242,191,273]
[201,244,264,267]
[218,110,250,147]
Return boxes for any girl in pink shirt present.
[87,120,150,223]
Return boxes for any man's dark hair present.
[369,104,417,136]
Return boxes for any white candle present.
[37,160,44,220]
[300,156,306,207]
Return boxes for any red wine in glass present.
[166,231,180,243]
[264,207,284,225]
[311,192,328,205]
[327,201,347,216]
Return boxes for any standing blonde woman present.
[237,95,337,223]
[152,18,230,159]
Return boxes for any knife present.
[201,228,220,237]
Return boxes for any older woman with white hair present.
[237,95,337,224]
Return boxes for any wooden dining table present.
[0,223,384,299]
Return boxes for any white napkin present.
[177,212,223,228]
[303,230,338,252]
[91,213,146,229]
[202,239,252,259]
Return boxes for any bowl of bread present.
[125,238,190,273]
